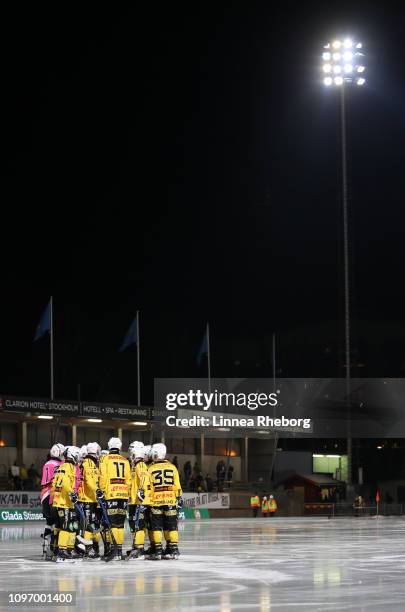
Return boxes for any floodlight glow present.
[356,77,365,85]
[321,39,365,86]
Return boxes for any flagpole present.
[50,296,54,400]
[269,331,278,485]
[136,310,141,406]
[206,322,211,394]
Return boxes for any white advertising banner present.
[183,492,230,510]
[0,491,41,509]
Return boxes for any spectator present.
[216,459,225,481]
[269,494,278,517]
[193,461,200,476]
[195,472,205,493]
[10,462,21,490]
[20,464,28,489]
[250,492,260,517]
[172,456,179,469]
[184,461,192,488]
[353,495,365,517]
[206,474,214,492]
[227,465,234,488]
[28,464,41,488]
[189,473,196,492]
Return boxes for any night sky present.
[2,4,405,405]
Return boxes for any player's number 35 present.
[152,469,174,486]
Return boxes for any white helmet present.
[87,442,101,458]
[142,445,152,461]
[269,495,274,499]
[108,437,122,452]
[151,443,166,461]
[100,450,109,457]
[263,496,267,500]
[129,441,144,461]
[78,445,88,462]
[64,446,81,464]
[50,443,65,460]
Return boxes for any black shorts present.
[42,498,52,524]
[54,507,78,532]
[105,499,128,529]
[81,502,100,531]
[128,504,149,532]
[150,506,178,532]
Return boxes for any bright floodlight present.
[324,77,333,86]
[356,77,365,86]
[322,38,365,86]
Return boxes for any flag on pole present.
[119,316,138,352]
[197,326,209,366]
[376,490,380,503]
[34,301,51,341]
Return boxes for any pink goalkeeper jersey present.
[41,459,62,503]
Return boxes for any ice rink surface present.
[1,517,405,611]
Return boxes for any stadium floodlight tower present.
[322,38,365,489]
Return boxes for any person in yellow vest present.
[98,437,131,561]
[148,443,183,559]
[261,496,270,517]
[250,492,260,517]
[51,445,81,562]
[77,442,101,558]
[269,494,278,516]
[126,441,152,560]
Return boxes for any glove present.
[69,492,78,504]
[176,496,184,509]
[137,489,145,502]
[96,489,105,502]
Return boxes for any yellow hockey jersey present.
[78,456,100,503]
[99,453,131,500]
[148,460,182,507]
[52,461,76,509]
[129,459,152,505]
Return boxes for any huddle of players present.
[40,437,183,563]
